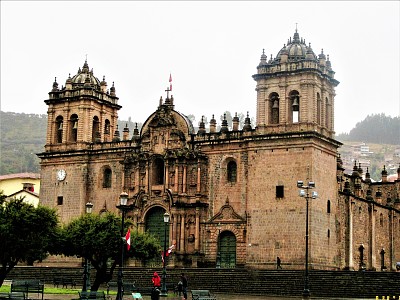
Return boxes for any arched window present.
[325,97,330,128]
[153,157,164,185]
[269,93,280,124]
[104,119,111,134]
[380,213,383,226]
[327,200,331,213]
[104,119,111,142]
[55,116,63,143]
[103,167,112,188]
[289,91,300,123]
[92,116,100,142]
[70,114,78,142]
[317,93,322,125]
[227,160,237,183]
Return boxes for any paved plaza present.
[26,293,378,300]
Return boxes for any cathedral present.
[38,29,400,271]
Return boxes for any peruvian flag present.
[169,73,172,91]
[125,229,131,251]
[161,243,176,263]
[166,243,175,256]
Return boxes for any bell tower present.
[39,60,124,223]
[253,29,339,138]
[44,60,121,152]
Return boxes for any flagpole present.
[160,212,170,297]
[116,192,133,300]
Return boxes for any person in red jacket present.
[152,272,161,288]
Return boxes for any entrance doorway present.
[219,231,236,268]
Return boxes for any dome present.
[275,30,316,62]
[70,60,101,88]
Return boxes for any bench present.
[78,291,106,300]
[52,277,63,288]
[62,278,77,288]
[191,289,217,300]
[11,280,44,300]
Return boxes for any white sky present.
[1,1,399,134]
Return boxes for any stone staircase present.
[6,267,400,298]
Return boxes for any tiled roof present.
[0,173,40,181]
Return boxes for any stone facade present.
[38,29,400,270]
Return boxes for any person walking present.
[151,272,161,300]
[152,272,161,288]
[177,278,183,297]
[277,256,282,269]
[180,273,188,300]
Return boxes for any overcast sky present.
[1,1,399,134]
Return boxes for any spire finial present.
[295,23,298,32]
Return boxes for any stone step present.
[6,267,400,298]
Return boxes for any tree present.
[59,212,160,291]
[0,194,59,286]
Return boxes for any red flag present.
[169,73,172,91]
[166,243,175,256]
[125,229,131,251]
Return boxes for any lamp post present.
[82,202,93,292]
[297,180,317,299]
[160,212,170,297]
[116,192,131,300]
[216,223,221,269]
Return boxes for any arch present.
[146,206,169,246]
[104,119,111,142]
[317,93,322,125]
[69,114,79,142]
[92,116,100,142]
[269,92,280,124]
[152,157,165,185]
[55,115,63,143]
[218,231,236,268]
[103,167,112,188]
[327,200,331,213]
[325,97,330,128]
[289,90,300,123]
[227,160,237,183]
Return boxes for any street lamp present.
[116,192,131,300]
[82,202,93,292]
[160,212,170,297]
[297,180,318,299]
[216,223,221,269]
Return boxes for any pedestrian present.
[180,273,188,300]
[151,272,161,300]
[277,256,282,269]
[152,272,161,288]
[177,278,183,296]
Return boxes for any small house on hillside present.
[0,173,40,207]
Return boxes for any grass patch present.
[0,285,113,295]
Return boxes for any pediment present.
[211,202,245,223]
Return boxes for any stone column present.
[196,162,201,194]
[183,165,187,194]
[174,165,179,193]
[180,214,186,253]
[195,207,200,252]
